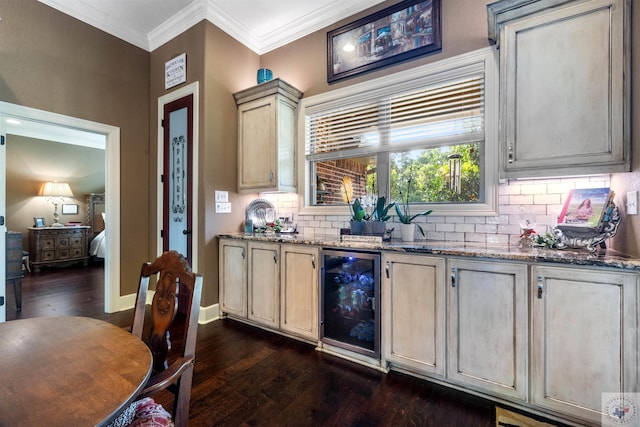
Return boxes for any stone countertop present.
[218,232,640,272]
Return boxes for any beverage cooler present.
[321,250,380,359]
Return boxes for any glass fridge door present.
[321,250,380,358]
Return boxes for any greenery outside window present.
[299,47,498,216]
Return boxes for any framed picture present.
[33,217,45,228]
[327,0,441,83]
[62,204,79,215]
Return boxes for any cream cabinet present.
[234,79,303,193]
[447,258,528,401]
[247,242,280,328]
[219,238,247,317]
[280,244,319,341]
[219,239,319,342]
[381,253,446,377]
[531,265,638,424]
[488,0,630,178]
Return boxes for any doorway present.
[0,101,120,321]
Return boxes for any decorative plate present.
[246,198,275,228]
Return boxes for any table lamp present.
[39,181,74,227]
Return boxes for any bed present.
[86,193,106,259]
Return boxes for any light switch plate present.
[215,191,228,203]
[216,202,231,213]
[627,191,638,215]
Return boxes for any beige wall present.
[0,0,150,294]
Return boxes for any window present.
[300,47,498,216]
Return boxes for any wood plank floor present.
[4,264,561,426]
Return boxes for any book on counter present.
[557,187,614,232]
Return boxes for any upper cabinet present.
[234,79,303,193]
[488,0,630,179]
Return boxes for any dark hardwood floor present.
[4,264,556,426]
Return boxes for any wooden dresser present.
[28,226,90,273]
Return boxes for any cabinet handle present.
[385,262,390,279]
[537,275,544,299]
[311,255,316,269]
[270,171,274,183]
[241,248,245,259]
[451,266,458,287]
[273,251,278,264]
[507,144,514,163]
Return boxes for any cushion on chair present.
[107,397,173,427]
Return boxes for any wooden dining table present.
[0,316,152,427]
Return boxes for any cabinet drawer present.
[57,237,70,248]
[70,237,84,247]
[42,250,56,261]
[42,237,55,249]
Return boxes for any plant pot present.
[350,220,364,235]
[370,221,387,236]
[399,223,416,241]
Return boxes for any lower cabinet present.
[531,265,638,424]
[381,253,446,377]
[447,258,528,401]
[248,242,280,328]
[219,239,319,342]
[280,245,319,341]
[219,238,247,317]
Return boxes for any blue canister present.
[257,68,273,84]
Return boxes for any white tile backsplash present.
[261,175,611,243]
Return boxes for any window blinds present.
[305,76,484,158]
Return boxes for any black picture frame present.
[33,217,45,228]
[327,0,441,83]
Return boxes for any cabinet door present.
[447,259,528,401]
[237,96,277,192]
[500,0,629,178]
[248,242,280,328]
[382,253,445,377]
[531,265,638,424]
[280,245,319,341]
[219,239,247,317]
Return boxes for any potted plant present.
[394,170,432,241]
[367,196,394,235]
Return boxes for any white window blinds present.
[305,75,484,159]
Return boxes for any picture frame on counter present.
[327,0,441,83]
[33,217,45,228]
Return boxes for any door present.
[247,242,280,328]
[0,127,6,322]
[447,258,528,401]
[162,95,194,264]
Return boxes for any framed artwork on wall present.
[62,204,79,215]
[327,0,442,83]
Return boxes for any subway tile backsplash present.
[261,175,611,246]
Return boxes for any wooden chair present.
[131,251,203,427]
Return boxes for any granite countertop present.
[218,232,640,272]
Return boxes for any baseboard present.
[116,291,220,325]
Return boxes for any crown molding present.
[39,0,386,54]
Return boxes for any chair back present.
[132,250,202,372]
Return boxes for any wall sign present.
[165,53,186,89]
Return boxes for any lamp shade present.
[39,182,74,197]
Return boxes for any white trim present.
[157,82,200,274]
[0,101,121,313]
[297,47,500,217]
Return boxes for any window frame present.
[297,46,499,217]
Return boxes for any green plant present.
[394,168,433,236]
[372,196,394,222]
[351,198,366,222]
